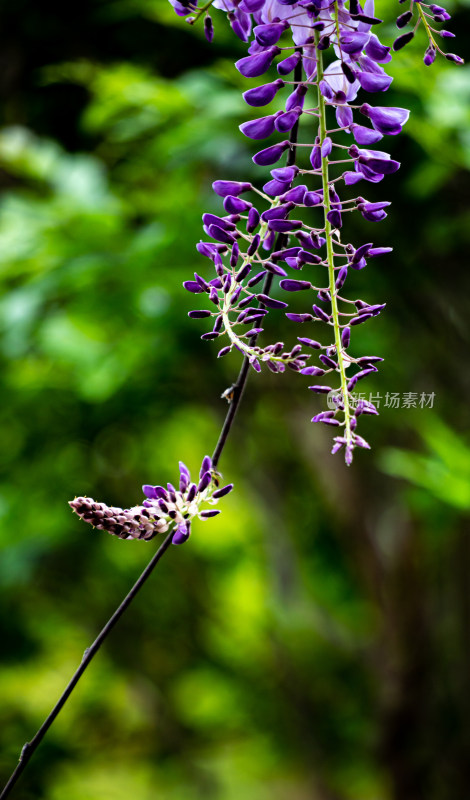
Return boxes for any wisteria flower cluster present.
[70,456,232,544]
[171,0,462,465]
[69,0,462,544]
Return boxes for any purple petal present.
[277,51,301,75]
[257,294,288,309]
[340,32,370,54]
[279,279,311,291]
[336,104,354,129]
[261,202,293,221]
[280,184,307,203]
[285,313,314,322]
[263,178,290,197]
[365,34,392,63]
[301,366,325,376]
[236,46,281,78]
[252,141,290,166]
[297,250,322,264]
[241,0,265,9]
[360,103,410,135]
[311,411,335,422]
[344,171,364,186]
[369,246,392,256]
[188,310,212,318]
[172,522,191,545]
[142,484,157,499]
[271,166,298,182]
[396,11,413,28]
[308,385,333,394]
[240,114,277,139]
[304,191,323,207]
[243,79,285,107]
[335,266,348,289]
[198,471,212,492]
[254,22,287,47]
[200,455,212,478]
[445,53,464,64]
[310,144,321,170]
[321,137,333,157]
[247,207,260,232]
[212,180,251,197]
[297,337,321,349]
[285,85,307,112]
[356,71,392,92]
[208,224,236,245]
[392,31,415,51]
[275,107,302,133]
[264,261,287,276]
[183,280,204,294]
[224,195,252,214]
[204,15,214,42]
[352,124,383,145]
[203,212,235,231]
[350,313,373,325]
[271,245,301,259]
[312,304,330,322]
[267,219,303,232]
[212,483,234,499]
[187,483,197,502]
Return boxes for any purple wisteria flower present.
[169,0,462,464]
[69,457,233,545]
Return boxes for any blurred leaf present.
[381,416,470,509]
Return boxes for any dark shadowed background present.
[1,1,470,798]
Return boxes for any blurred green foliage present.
[1,2,470,799]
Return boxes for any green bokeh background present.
[1,2,470,798]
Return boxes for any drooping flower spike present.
[172,0,461,466]
[69,457,232,545]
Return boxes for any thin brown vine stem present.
[0,527,175,800]
[0,59,303,800]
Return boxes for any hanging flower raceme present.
[172,0,461,466]
[69,457,232,545]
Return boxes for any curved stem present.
[190,0,215,24]
[220,281,298,366]
[316,37,352,454]
[416,3,438,48]
[213,59,303,467]
[0,528,175,800]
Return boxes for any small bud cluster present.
[69,456,233,545]
[394,1,463,65]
